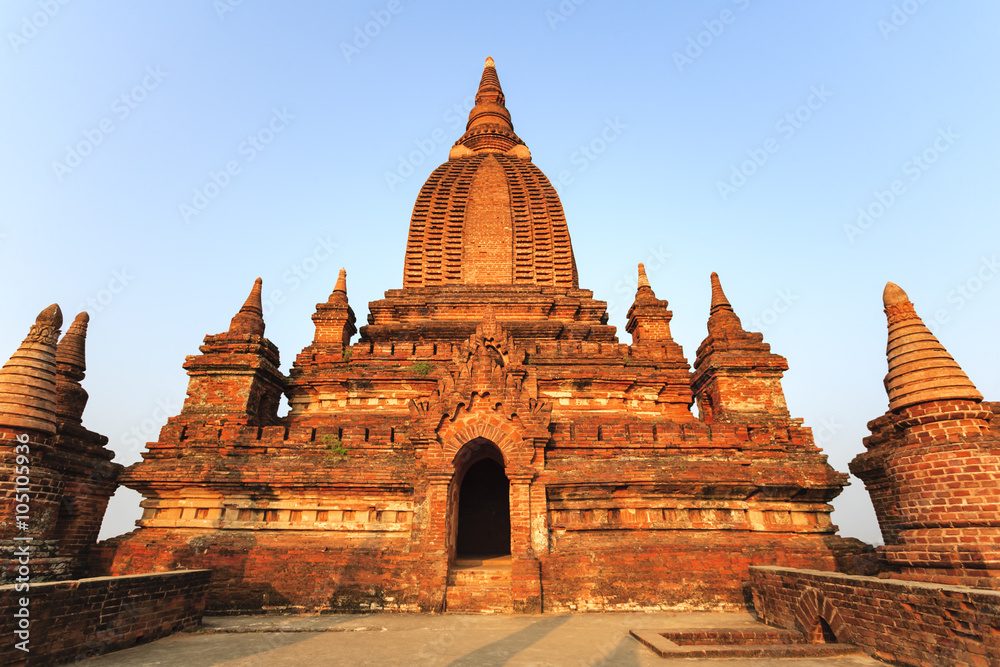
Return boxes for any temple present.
[92,58,870,613]
[4,57,999,665]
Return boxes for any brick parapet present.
[750,566,1000,665]
[0,569,210,666]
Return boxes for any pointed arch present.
[794,588,851,644]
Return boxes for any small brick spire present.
[631,263,658,306]
[56,312,89,373]
[693,275,790,424]
[707,273,743,334]
[228,278,265,336]
[710,272,732,315]
[626,265,688,368]
[882,281,982,412]
[637,263,651,289]
[329,268,348,305]
[56,312,90,423]
[0,304,63,434]
[312,269,357,348]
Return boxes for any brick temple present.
[98,58,872,614]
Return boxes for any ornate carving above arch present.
[408,308,551,471]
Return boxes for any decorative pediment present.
[408,309,551,457]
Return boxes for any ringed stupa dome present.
[402,58,579,289]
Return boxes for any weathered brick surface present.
[851,284,1000,589]
[0,305,122,582]
[750,566,1000,666]
[760,283,1000,667]
[102,59,867,614]
[0,569,210,666]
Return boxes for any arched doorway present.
[456,457,511,556]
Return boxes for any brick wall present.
[0,569,210,666]
[750,566,1000,666]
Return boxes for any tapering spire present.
[694,275,791,424]
[707,273,743,334]
[0,304,63,434]
[334,268,347,294]
[637,263,651,289]
[312,268,356,347]
[710,272,733,315]
[228,278,265,336]
[56,312,90,424]
[882,281,982,412]
[455,57,525,154]
[468,57,509,131]
[626,261,685,355]
[631,262,658,306]
[56,312,89,373]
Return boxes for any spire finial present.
[56,312,91,423]
[881,282,981,411]
[327,268,349,305]
[706,272,744,335]
[637,263,651,289]
[57,312,90,373]
[455,57,524,154]
[228,278,265,336]
[37,304,63,331]
[710,272,733,315]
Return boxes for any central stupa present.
[403,57,576,289]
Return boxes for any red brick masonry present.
[750,566,1000,666]
[0,569,210,666]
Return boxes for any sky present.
[2,2,998,547]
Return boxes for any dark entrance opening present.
[456,458,511,556]
[819,618,838,643]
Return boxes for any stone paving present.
[83,612,883,666]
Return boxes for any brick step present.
[631,629,863,660]
[447,569,512,586]
[445,568,512,613]
[661,628,806,645]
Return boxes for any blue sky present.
[2,1,998,545]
